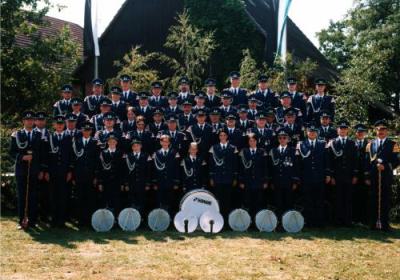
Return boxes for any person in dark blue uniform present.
[71,122,100,226]
[10,111,46,229]
[297,123,331,227]
[318,112,337,141]
[328,120,358,226]
[158,115,188,157]
[97,134,124,216]
[120,106,137,135]
[90,98,112,132]
[187,109,214,160]
[44,115,74,227]
[149,81,168,109]
[148,109,167,136]
[70,98,89,130]
[178,101,196,131]
[225,114,245,150]
[365,120,400,231]
[287,77,307,118]
[306,78,335,123]
[120,74,138,107]
[204,78,221,108]
[126,116,155,155]
[53,84,73,116]
[94,112,123,151]
[237,106,254,131]
[208,129,239,218]
[135,92,154,125]
[110,86,128,121]
[275,92,303,126]
[254,75,279,110]
[248,112,276,152]
[83,78,107,117]
[151,134,181,213]
[177,76,195,105]
[352,123,370,225]
[225,71,248,107]
[34,111,51,222]
[238,133,268,217]
[281,108,304,148]
[219,91,237,119]
[269,129,299,220]
[65,113,81,138]
[180,142,208,192]
[164,92,182,116]
[192,91,209,115]
[123,138,152,214]
[247,95,261,121]
[209,108,225,145]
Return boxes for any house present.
[74,0,337,91]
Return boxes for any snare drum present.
[118,208,141,231]
[255,209,278,232]
[91,209,115,232]
[282,210,304,233]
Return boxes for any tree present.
[162,9,217,90]
[185,0,265,87]
[239,49,260,91]
[110,46,161,92]
[1,0,81,122]
[317,0,400,122]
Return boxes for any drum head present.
[199,210,224,233]
[228,209,251,232]
[255,209,278,232]
[118,208,141,231]
[174,211,198,233]
[180,189,220,219]
[282,210,304,233]
[91,209,115,232]
[148,208,170,232]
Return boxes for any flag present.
[276,0,292,60]
[83,0,100,57]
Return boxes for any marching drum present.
[199,210,224,233]
[255,209,278,232]
[91,209,115,232]
[282,210,304,233]
[148,208,171,232]
[228,208,251,232]
[118,208,141,231]
[174,211,198,233]
[180,189,220,220]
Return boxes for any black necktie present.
[58,134,61,141]
[27,131,31,142]
[251,149,255,156]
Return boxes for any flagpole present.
[276,0,292,65]
[94,0,100,78]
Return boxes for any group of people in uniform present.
[10,71,399,232]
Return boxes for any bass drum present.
[255,209,278,232]
[282,210,304,233]
[91,209,115,232]
[180,189,220,219]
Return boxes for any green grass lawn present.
[1,214,400,280]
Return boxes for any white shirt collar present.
[108,148,116,153]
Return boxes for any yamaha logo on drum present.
[193,197,212,205]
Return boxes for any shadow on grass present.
[2,212,399,248]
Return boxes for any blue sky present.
[44,0,355,48]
